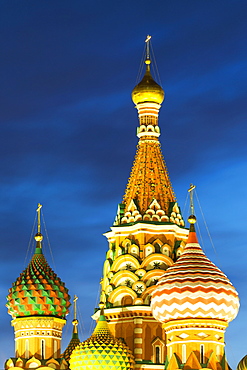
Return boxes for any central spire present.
[115,36,183,227]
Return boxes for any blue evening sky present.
[0,1,246,368]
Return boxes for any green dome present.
[6,245,71,318]
[238,355,247,370]
[70,313,135,370]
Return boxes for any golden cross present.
[188,184,196,215]
[36,203,42,233]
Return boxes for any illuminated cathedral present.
[4,37,245,370]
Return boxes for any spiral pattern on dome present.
[6,247,71,318]
[151,226,239,323]
[70,313,135,370]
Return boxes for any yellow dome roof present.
[70,311,135,370]
[132,61,165,105]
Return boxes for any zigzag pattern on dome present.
[151,225,239,324]
[6,248,71,318]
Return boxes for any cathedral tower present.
[99,37,189,369]
[5,205,71,370]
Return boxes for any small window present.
[182,344,186,363]
[54,340,58,357]
[200,344,204,363]
[25,339,29,359]
[155,346,160,363]
[41,339,45,359]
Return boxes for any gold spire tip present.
[145,34,151,63]
[188,184,196,193]
[35,203,43,242]
[188,184,196,224]
[36,203,42,212]
[72,295,79,332]
[145,35,151,43]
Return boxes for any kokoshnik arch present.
[4,37,246,370]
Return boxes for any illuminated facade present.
[4,38,241,370]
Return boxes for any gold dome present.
[132,61,165,105]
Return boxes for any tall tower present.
[99,37,188,368]
[5,204,71,370]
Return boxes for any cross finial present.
[73,295,78,320]
[188,184,196,215]
[36,203,42,233]
[145,35,152,61]
[34,203,43,244]
[72,295,79,333]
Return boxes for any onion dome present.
[237,355,247,370]
[6,204,71,318]
[132,60,164,105]
[70,303,135,370]
[63,295,80,362]
[151,215,239,323]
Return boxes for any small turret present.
[62,295,80,362]
[5,204,70,366]
[6,204,71,318]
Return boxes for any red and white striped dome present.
[151,223,239,323]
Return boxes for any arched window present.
[154,243,160,253]
[200,344,204,363]
[182,344,186,363]
[155,346,160,363]
[121,295,133,306]
[41,339,45,359]
[25,339,29,359]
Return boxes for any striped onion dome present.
[237,355,247,370]
[70,305,135,370]
[6,234,71,318]
[151,218,239,323]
